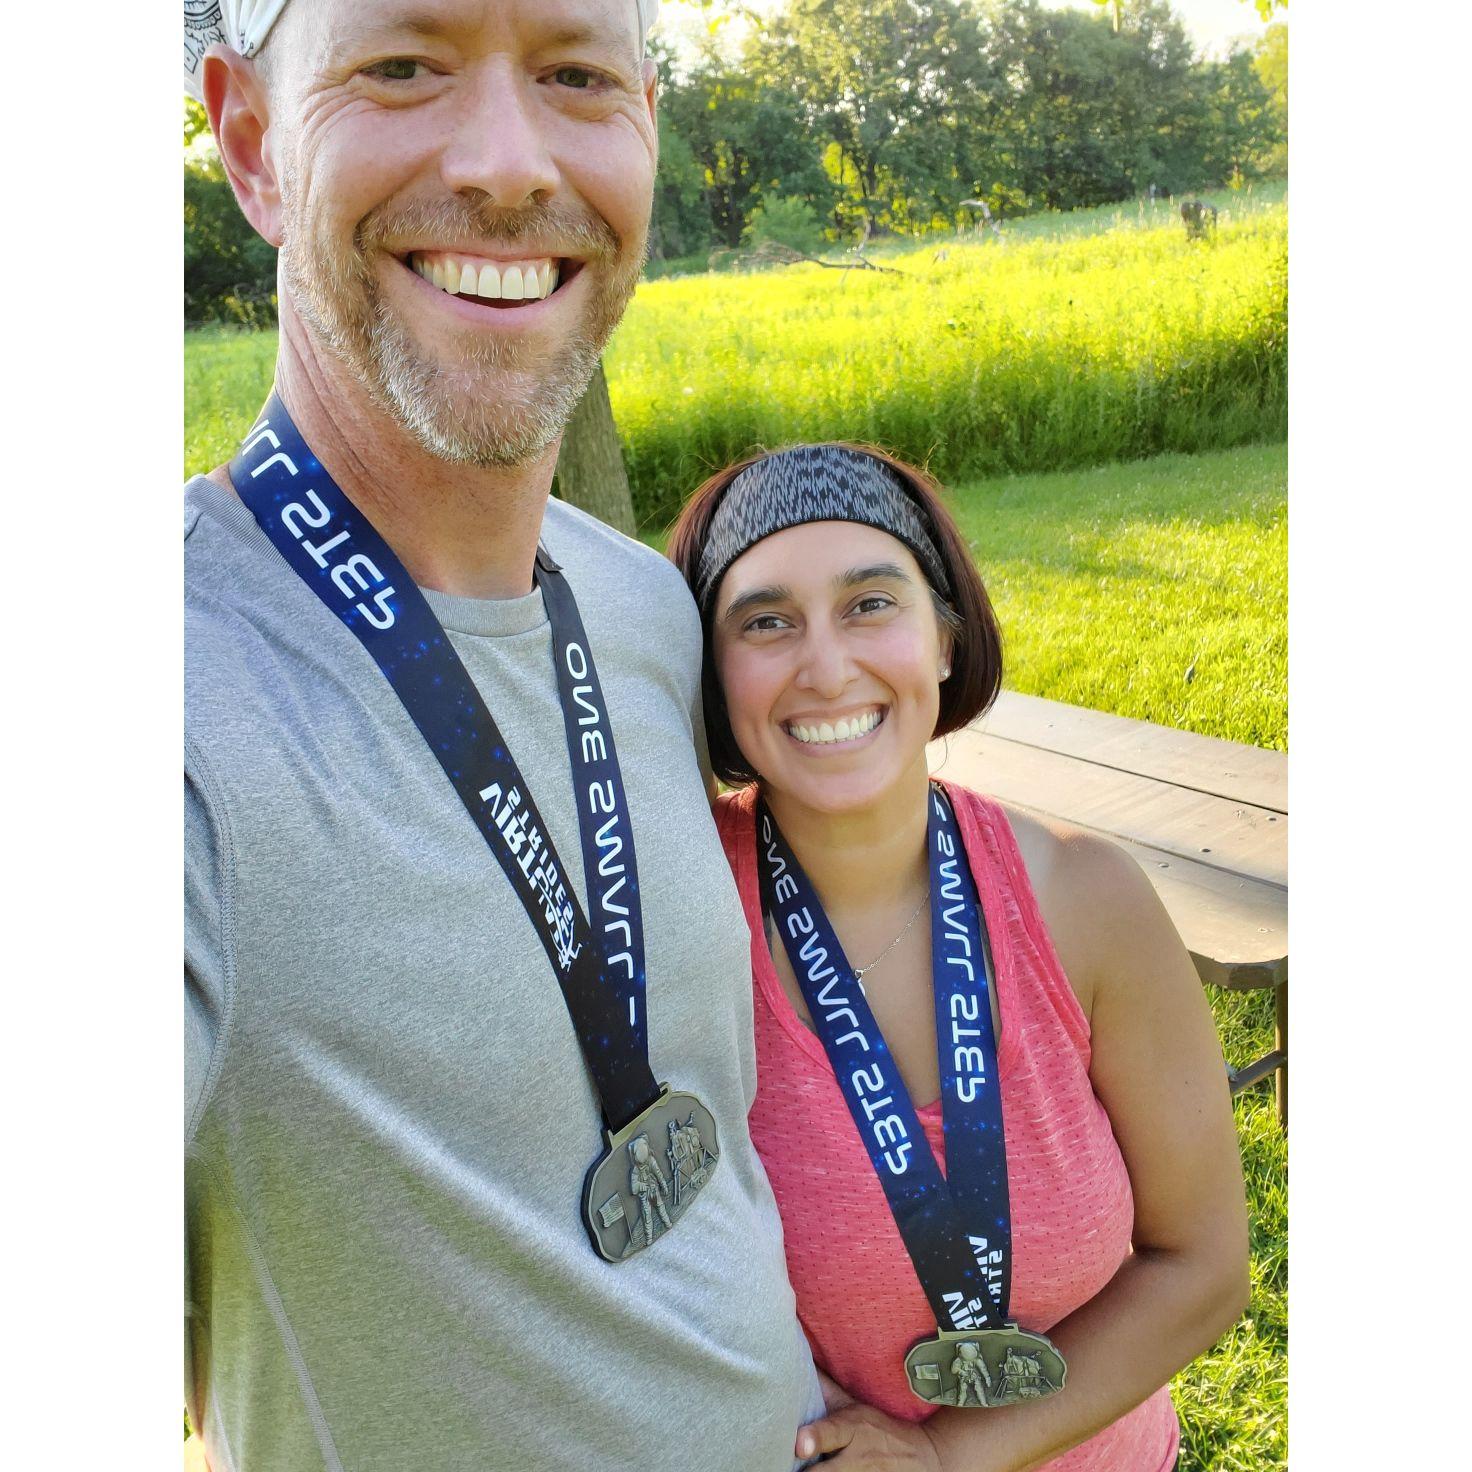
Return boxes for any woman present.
[667,444,1248,1472]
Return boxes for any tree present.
[649,109,713,261]
[759,0,991,237]
[185,159,279,324]
[656,50,833,250]
[976,0,1211,210]
[1198,46,1281,185]
[184,97,279,323]
[554,362,638,536]
[184,97,211,147]
[1252,23,1288,175]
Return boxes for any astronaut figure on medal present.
[950,1341,994,1408]
[629,1135,674,1245]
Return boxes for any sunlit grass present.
[185,193,1287,533]
[610,198,1285,524]
[952,442,1287,750]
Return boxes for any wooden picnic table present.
[928,690,1288,1128]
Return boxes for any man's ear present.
[202,44,283,248]
[641,55,658,144]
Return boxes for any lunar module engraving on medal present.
[905,1327,1066,1409]
[582,1088,719,1262]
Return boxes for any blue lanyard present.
[229,395,657,1133]
[758,786,1013,1332]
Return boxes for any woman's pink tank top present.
[716,782,1179,1472]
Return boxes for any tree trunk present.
[555,358,637,536]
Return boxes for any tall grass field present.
[184,186,1287,530]
[184,189,1286,1470]
[614,188,1286,524]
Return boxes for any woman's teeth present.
[787,710,884,745]
[409,251,559,301]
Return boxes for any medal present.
[231,397,717,1260]
[758,786,1065,1408]
[904,1327,1066,1409]
[583,1086,720,1261]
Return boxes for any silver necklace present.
[854,885,931,981]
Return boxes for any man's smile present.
[397,247,584,312]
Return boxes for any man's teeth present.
[787,710,884,745]
[410,252,559,301]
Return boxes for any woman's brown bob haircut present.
[667,443,1004,788]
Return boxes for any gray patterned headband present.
[694,445,952,613]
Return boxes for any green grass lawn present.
[952,442,1286,752]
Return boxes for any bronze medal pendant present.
[905,1325,1066,1409]
[582,1086,720,1261]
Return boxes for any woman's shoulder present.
[711,785,759,852]
[944,781,1115,890]
[945,783,1165,1021]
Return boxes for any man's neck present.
[219,313,559,601]
[761,760,934,919]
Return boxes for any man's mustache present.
[356,196,621,263]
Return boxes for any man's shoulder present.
[541,498,694,619]
[185,472,341,766]
[187,474,297,661]
[184,472,279,606]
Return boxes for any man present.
[184,2,824,1467]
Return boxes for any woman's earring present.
[939,662,951,681]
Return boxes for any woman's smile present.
[782,705,887,748]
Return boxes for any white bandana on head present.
[185,1,661,103]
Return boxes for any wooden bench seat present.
[928,691,1288,1127]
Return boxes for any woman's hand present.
[796,1403,946,1470]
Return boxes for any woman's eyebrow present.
[722,585,792,622]
[836,562,912,588]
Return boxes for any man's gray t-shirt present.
[185,477,823,1470]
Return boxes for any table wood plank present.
[938,784,1287,989]
[931,728,1288,887]
[928,703,1287,990]
[975,691,1287,814]
[1096,832,1286,990]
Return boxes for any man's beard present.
[278,191,645,467]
